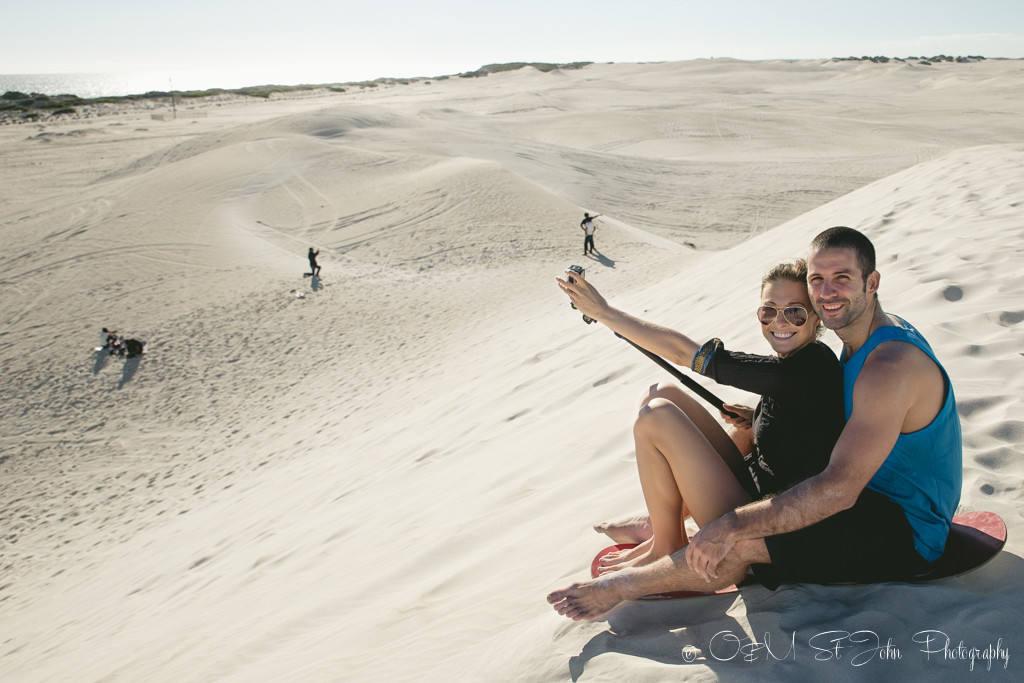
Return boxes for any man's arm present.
[686,342,921,581]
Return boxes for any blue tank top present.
[841,315,962,562]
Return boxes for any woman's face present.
[759,278,819,358]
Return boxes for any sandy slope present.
[1,59,1023,681]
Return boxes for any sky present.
[2,0,1023,84]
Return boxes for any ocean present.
[0,68,360,99]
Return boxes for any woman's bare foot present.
[597,538,677,575]
[598,536,652,569]
[593,512,653,544]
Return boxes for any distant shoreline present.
[0,62,593,124]
[0,55,1003,125]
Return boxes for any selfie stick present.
[614,333,739,419]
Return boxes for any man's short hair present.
[810,226,876,278]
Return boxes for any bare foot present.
[598,539,674,575]
[593,512,652,544]
[547,573,633,621]
[598,536,652,569]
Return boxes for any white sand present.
[1,59,1022,680]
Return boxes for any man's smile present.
[819,301,845,313]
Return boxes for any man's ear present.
[866,270,880,295]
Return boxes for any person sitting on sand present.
[100,327,118,351]
[548,226,963,620]
[556,259,844,576]
[108,335,125,357]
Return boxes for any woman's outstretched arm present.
[556,268,701,366]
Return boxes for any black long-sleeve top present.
[692,339,845,496]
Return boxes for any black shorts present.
[736,448,783,500]
[752,488,932,589]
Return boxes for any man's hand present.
[686,513,736,582]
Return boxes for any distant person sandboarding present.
[580,213,600,256]
[308,247,321,277]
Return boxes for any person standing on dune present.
[308,247,321,277]
[580,213,600,256]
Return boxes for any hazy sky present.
[3,0,1022,81]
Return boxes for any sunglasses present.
[757,305,809,327]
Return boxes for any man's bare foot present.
[598,536,652,569]
[593,512,652,544]
[547,573,633,621]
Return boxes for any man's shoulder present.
[863,336,926,369]
[859,336,941,391]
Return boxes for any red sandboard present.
[590,510,1006,600]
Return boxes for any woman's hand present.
[555,268,701,367]
[721,403,754,430]
[555,268,609,322]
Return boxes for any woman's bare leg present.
[599,535,653,566]
[597,382,748,545]
[639,382,748,479]
[593,512,654,544]
[599,384,751,573]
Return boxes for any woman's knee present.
[638,381,685,410]
[635,396,692,439]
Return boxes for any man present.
[307,247,322,277]
[580,213,600,256]
[548,226,962,620]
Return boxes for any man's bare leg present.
[548,538,770,621]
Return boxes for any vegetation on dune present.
[0,56,1000,124]
[832,54,987,65]
[457,61,593,78]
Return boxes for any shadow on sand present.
[118,355,142,389]
[585,250,616,269]
[93,349,110,374]
[563,549,1024,680]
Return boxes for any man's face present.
[807,247,877,330]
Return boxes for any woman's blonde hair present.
[761,258,808,290]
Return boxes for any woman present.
[556,259,845,572]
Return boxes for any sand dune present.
[1,59,1022,680]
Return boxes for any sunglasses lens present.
[757,306,777,325]
[784,307,808,326]
[758,306,809,326]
